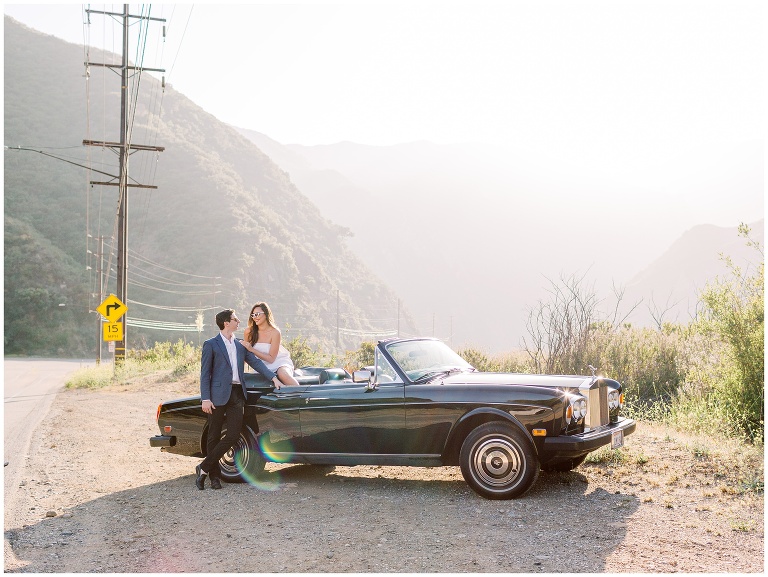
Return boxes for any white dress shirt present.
[220,332,240,384]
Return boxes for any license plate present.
[611,430,624,449]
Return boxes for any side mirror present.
[353,369,372,383]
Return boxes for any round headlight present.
[608,389,620,410]
[574,397,587,420]
[567,395,587,423]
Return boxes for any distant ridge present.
[623,220,764,326]
[235,125,764,350]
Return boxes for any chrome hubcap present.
[219,434,245,475]
[472,436,523,489]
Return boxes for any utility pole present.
[336,289,340,348]
[93,235,108,364]
[397,299,401,337]
[83,5,165,363]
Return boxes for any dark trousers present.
[200,384,245,479]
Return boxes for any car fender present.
[442,407,538,465]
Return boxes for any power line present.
[128,299,219,313]
[127,265,218,288]
[5,146,118,180]
[128,279,221,296]
[126,247,222,279]
[338,328,398,338]
[163,4,194,86]
[127,318,202,332]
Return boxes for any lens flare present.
[236,451,282,490]
[258,433,294,464]
[231,434,297,490]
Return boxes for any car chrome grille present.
[581,378,609,431]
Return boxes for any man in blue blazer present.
[195,308,281,490]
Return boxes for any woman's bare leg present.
[277,366,301,387]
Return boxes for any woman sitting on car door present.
[239,301,300,389]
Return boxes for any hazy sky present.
[4,1,765,229]
[3,2,763,140]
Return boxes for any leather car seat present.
[319,368,347,384]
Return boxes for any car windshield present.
[384,339,474,382]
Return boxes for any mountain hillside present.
[4,16,416,357]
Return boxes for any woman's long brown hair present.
[245,301,276,346]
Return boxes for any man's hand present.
[202,400,215,414]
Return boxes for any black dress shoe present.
[195,464,206,490]
[210,476,222,490]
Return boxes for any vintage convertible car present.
[150,337,636,499]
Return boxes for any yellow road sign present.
[103,321,123,342]
[97,294,128,322]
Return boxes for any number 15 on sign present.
[104,322,123,342]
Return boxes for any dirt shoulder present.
[3,376,764,573]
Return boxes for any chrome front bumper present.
[542,418,636,454]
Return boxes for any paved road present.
[3,358,95,507]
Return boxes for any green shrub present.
[65,340,200,388]
[584,446,627,466]
[65,364,114,389]
[667,224,764,443]
[342,341,375,373]
[457,347,532,373]
[284,335,333,368]
[457,347,501,372]
[124,339,200,379]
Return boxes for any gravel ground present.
[3,376,764,573]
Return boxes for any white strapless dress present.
[253,342,294,374]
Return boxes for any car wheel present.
[217,425,265,483]
[459,422,539,499]
[541,455,587,472]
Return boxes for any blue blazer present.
[200,333,277,406]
